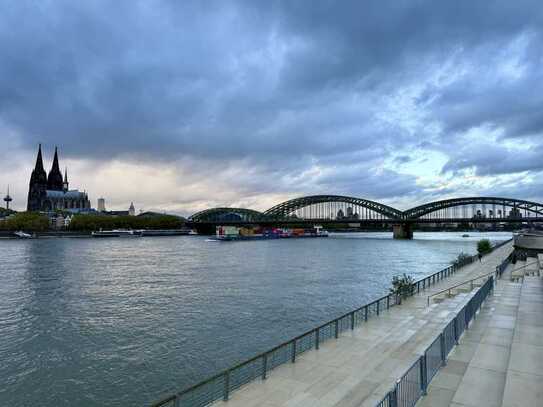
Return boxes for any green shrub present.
[390,274,415,301]
[477,239,492,255]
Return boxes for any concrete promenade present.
[212,242,513,407]
[415,264,543,407]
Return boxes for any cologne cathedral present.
[27,145,91,212]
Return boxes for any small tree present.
[477,239,492,255]
[390,274,415,304]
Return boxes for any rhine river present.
[0,231,511,406]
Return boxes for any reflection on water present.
[0,231,511,406]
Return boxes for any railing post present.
[389,387,398,407]
[454,316,459,345]
[262,353,268,380]
[223,371,230,401]
[315,328,320,350]
[417,281,420,293]
[351,312,355,330]
[173,395,180,407]
[420,355,428,396]
[334,320,339,338]
[364,305,368,322]
[291,340,296,363]
[376,300,380,316]
[440,333,446,366]
[387,295,390,309]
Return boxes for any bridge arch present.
[404,197,543,219]
[189,207,264,222]
[263,195,403,220]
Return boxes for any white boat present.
[140,229,193,237]
[91,229,141,238]
[14,231,32,239]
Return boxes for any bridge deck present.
[211,243,513,407]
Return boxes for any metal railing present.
[376,275,495,407]
[150,239,512,407]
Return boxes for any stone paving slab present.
[211,243,513,407]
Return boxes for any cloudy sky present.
[1,1,542,215]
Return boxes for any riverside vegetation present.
[0,212,186,232]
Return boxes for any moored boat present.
[91,229,141,238]
[14,231,33,239]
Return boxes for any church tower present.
[63,167,69,192]
[27,144,48,211]
[47,146,64,191]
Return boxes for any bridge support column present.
[393,223,413,239]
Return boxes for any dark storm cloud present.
[1,0,543,202]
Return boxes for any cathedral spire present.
[52,146,60,173]
[63,167,69,192]
[47,146,64,191]
[34,144,45,173]
[28,144,48,211]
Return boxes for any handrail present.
[426,271,496,306]
[149,238,512,407]
[511,260,539,272]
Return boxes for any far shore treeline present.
[0,212,186,232]
[68,214,186,231]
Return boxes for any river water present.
[0,231,511,406]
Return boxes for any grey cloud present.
[442,144,543,176]
[2,0,543,205]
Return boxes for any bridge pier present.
[393,223,413,239]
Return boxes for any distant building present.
[3,185,12,210]
[97,198,106,212]
[27,145,91,212]
[129,202,136,216]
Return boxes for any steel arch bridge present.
[188,196,543,224]
[263,195,404,220]
[188,207,264,223]
[404,197,543,220]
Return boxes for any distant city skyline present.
[1,1,542,215]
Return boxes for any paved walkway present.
[212,243,513,407]
[416,263,543,407]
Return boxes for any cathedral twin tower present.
[27,145,90,212]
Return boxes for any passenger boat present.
[140,229,194,237]
[14,231,32,239]
[91,229,141,238]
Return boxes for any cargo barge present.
[211,225,328,241]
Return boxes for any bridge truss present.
[188,207,264,223]
[188,196,543,224]
[404,197,543,220]
[263,195,403,220]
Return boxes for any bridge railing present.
[150,239,512,407]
